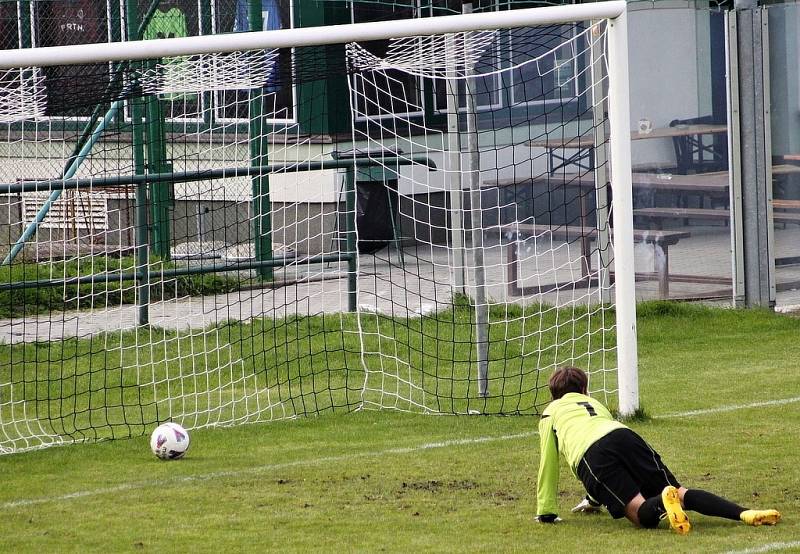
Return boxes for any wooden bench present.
[634,207,800,227]
[483,171,729,193]
[773,199,800,210]
[495,224,690,298]
[483,172,730,220]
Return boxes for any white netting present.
[141,50,279,95]
[347,24,617,413]
[0,10,629,454]
[0,69,46,122]
[347,31,498,77]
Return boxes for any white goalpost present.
[0,1,637,455]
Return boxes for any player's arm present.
[536,414,560,521]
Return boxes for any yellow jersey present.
[536,392,627,516]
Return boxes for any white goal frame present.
[0,1,639,416]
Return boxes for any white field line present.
[2,395,799,510]
[656,396,800,419]
[724,542,800,554]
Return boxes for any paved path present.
[4,230,800,344]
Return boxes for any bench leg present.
[654,243,669,299]
[581,236,592,278]
[507,241,522,297]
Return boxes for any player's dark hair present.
[548,366,588,399]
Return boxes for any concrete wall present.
[0,195,22,260]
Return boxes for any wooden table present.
[528,124,728,174]
[630,124,727,141]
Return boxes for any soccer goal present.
[0,1,636,454]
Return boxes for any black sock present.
[637,495,666,528]
[683,489,747,521]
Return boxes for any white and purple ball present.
[150,422,190,460]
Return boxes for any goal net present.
[0,1,635,454]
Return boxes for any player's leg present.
[576,430,646,524]
[626,486,690,534]
[622,492,646,523]
[682,489,781,526]
[608,429,691,533]
[627,433,780,528]
[739,509,782,526]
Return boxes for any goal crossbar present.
[0,2,626,69]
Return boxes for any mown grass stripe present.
[3,394,797,511]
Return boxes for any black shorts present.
[576,428,680,519]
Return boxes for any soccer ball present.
[150,422,190,460]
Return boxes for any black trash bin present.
[332,150,401,254]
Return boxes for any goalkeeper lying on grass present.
[535,366,781,534]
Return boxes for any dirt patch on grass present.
[399,479,479,493]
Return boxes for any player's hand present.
[571,496,603,514]
[535,514,562,523]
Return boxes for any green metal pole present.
[0,253,356,292]
[18,1,31,48]
[248,0,273,280]
[141,0,172,261]
[345,167,357,312]
[145,81,171,260]
[127,0,150,326]
[1,157,438,194]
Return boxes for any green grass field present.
[1,303,799,553]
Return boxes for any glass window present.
[0,1,19,50]
[213,0,295,123]
[427,4,583,114]
[510,24,583,106]
[33,0,112,117]
[432,36,502,113]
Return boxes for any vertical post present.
[137,0,172,260]
[607,10,638,417]
[18,0,31,48]
[127,0,150,326]
[345,168,358,312]
[730,4,775,308]
[249,0,273,280]
[463,2,489,398]
[295,1,350,136]
[726,13,746,307]
[145,87,171,260]
[444,34,466,294]
[199,0,212,35]
[590,21,612,303]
